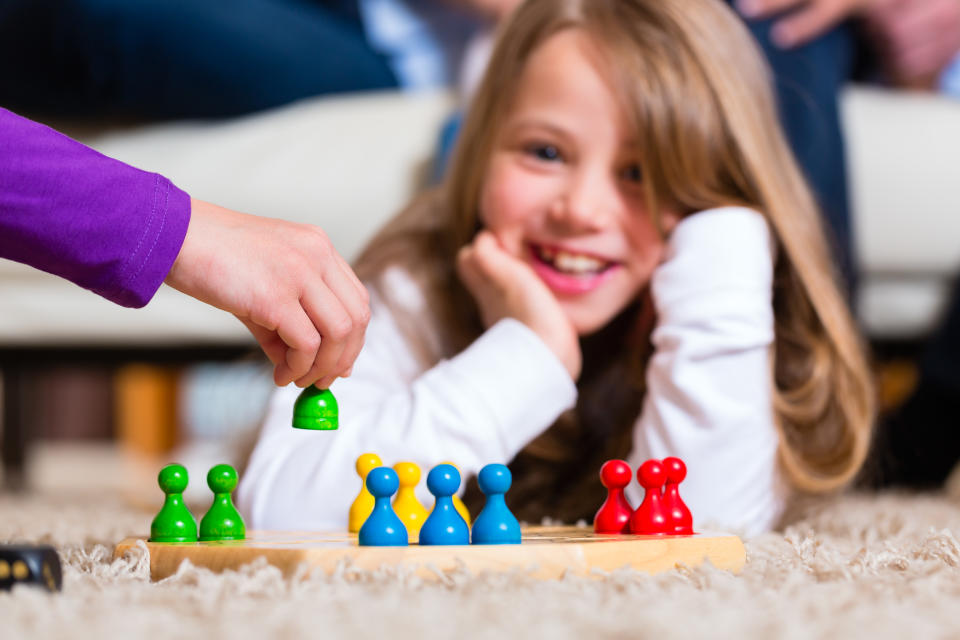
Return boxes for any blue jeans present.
[0,0,397,119]
[737,10,856,289]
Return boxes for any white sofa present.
[0,86,958,347]
[843,87,960,338]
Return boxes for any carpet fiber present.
[3,446,960,639]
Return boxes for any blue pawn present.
[471,464,521,544]
[358,467,408,546]
[419,464,470,545]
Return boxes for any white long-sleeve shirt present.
[237,206,787,535]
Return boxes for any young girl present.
[237,0,874,535]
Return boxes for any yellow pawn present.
[349,453,383,533]
[453,493,471,527]
[438,461,471,526]
[392,462,428,538]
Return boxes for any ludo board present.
[114,526,746,580]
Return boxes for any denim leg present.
[734,10,856,291]
[0,0,398,119]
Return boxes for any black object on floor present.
[0,544,62,592]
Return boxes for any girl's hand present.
[457,231,582,380]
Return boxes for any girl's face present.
[480,29,677,335]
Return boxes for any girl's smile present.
[528,242,622,296]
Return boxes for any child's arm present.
[627,207,786,535]
[236,268,577,529]
[0,108,367,388]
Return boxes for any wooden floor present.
[114,526,746,581]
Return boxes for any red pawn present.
[661,457,693,535]
[629,459,669,535]
[594,460,634,534]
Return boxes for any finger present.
[271,303,323,386]
[293,251,368,387]
[456,244,484,295]
[471,232,517,285]
[309,294,366,387]
[295,284,353,387]
[735,0,806,19]
[240,318,287,367]
[770,2,853,48]
[329,313,366,380]
[332,251,371,328]
[303,224,368,304]
[320,253,370,383]
[335,250,370,306]
[319,258,369,374]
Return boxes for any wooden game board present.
[114,527,745,581]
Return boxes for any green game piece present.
[291,386,339,430]
[199,464,246,541]
[150,464,198,543]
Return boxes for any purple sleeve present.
[0,108,191,308]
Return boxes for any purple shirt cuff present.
[0,108,192,308]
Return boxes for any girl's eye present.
[526,144,562,162]
[621,164,643,183]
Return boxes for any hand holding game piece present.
[420,464,470,545]
[594,459,634,534]
[456,230,582,380]
[291,386,338,430]
[349,453,383,533]
[662,457,693,535]
[0,545,62,592]
[358,467,408,546]
[199,464,246,541]
[392,462,429,538]
[165,199,370,389]
[150,463,198,543]
[471,464,521,545]
[629,459,669,535]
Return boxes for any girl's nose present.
[548,168,618,232]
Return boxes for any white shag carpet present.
[2,445,960,640]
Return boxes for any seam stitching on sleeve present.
[127,177,169,288]
[115,173,160,290]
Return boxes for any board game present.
[113,526,746,581]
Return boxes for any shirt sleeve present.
[625,207,788,536]
[236,280,578,530]
[0,108,191,308]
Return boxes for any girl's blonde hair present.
[356,0,875,521]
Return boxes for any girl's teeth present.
[537,246,607,274]
[555,252,604,273]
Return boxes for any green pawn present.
[291,386,338,430]
[199,464,246,541]
[150,463,198,543]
